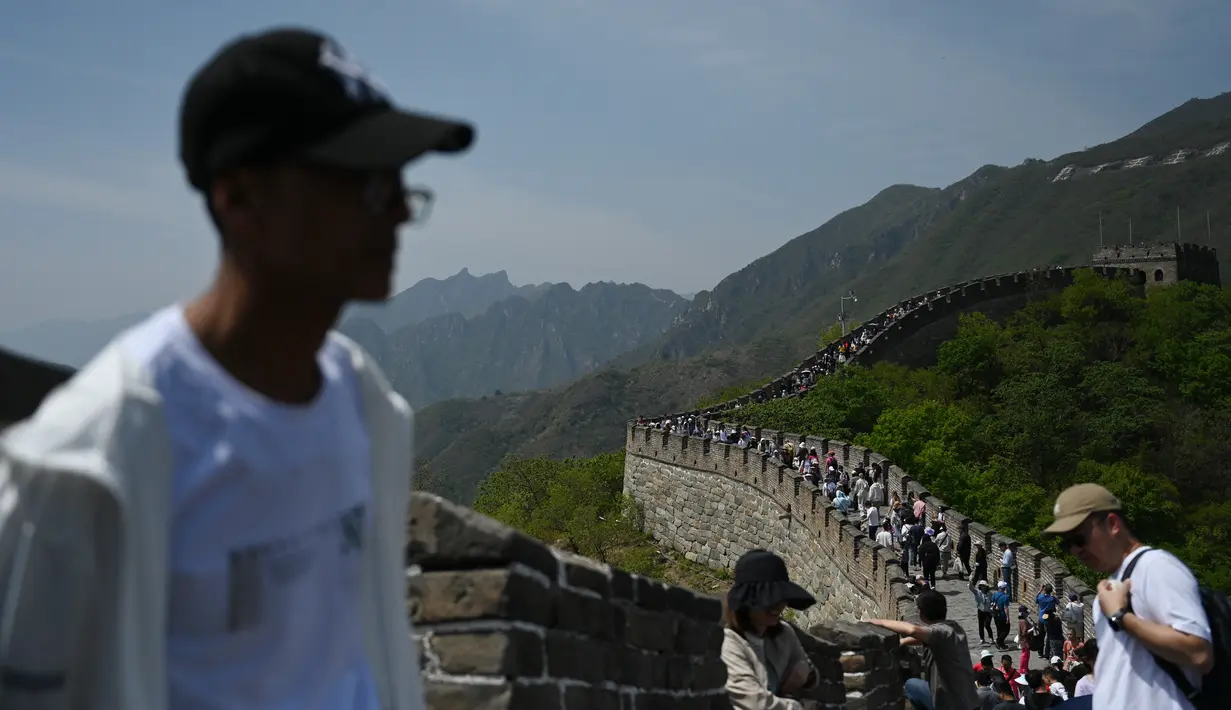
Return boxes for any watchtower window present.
[1154,269,1165,282]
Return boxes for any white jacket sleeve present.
[720,631,804,710]
[0,455,107,710]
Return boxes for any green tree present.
[936,312,1004,397]
[730,276,1231,592]
[474,451,652,570]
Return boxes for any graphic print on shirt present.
[226,503,367,633]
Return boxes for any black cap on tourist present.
[728,549,816,611]
[179,27,475,191]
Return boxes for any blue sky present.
[1,0,1229,330]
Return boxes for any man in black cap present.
[0,26,472,710]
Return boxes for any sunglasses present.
[1058,514,1109,550]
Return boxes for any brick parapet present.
[626,423,1097,640]
[408,490,907,709]
[407,491,731,709]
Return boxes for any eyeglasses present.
[360,175,434,226]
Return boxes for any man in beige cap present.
[1043,483,1211,710]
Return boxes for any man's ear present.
[209,170,265,238]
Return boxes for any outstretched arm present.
[863,618,932,644]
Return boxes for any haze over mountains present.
[414,90,1231,502]
[0,268,690,409]
[340,278,689,408]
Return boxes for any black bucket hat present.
[727,549,816,611]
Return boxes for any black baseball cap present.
[179,27,475,191]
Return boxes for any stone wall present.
[408,491,730,709]
[408,490,907,710]
[624,427,914,629]
[625,424,1099,638]
[670,265,1147,418]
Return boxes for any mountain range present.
[414,90,1231,503]
[340,280,689,408]
[0,267,690,411]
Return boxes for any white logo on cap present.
[319,40,390,105]
[1054,503,1061,516]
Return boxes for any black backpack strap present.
[1119,548,1200,701]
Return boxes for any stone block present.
[635,576,669,611]
[407,569,553,626]
[564,557,611,597]
[546,631,605,683]
[610,568,635,600]
[429,629,544,676]
[424,680,562,710]
[624,606,679,652]
[667,587,723,622]
[693,658,729,689]
[555,588,616,639]
[407,493,558,579]
[563,686,621,710]
[807,620,899,651]
[666,656,695,690]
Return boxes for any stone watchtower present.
[1092,242,1222,288]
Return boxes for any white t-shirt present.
[121,308,379,710]
[866,506,881,528]
[1093,546,1210,710]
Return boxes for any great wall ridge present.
[622,241,1221,652]
[0,241,1221,709]
[658,242,1220,422]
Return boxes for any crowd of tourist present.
[698,292,950,415]
[716,483,1217,710]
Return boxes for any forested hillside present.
[727,273,1231,591]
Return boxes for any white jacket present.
[0,334,422,710]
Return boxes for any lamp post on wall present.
[840,290,858,337]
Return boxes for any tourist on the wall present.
[935,523,952,579]
[957,522,972,578]
[1042,483,1214,710]
[852,470,870,511]
[1072,640,1097,697]
[990,581,1012,650]
[1061,591,1085,642]
[867,473,885,507]
[1014,670,1060,709]
[974,540,989,583]
[1000,543,1016,601]
[970,577,995,646]
[720,550,822,710]
[865,499,881,538]
[875,521,896,551]
[866,590,982,710]
[919,528,941,588]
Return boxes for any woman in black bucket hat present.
[719,549,821,710]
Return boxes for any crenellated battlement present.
[624,424,1100,637]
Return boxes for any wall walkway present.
[624,424,1099,651]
